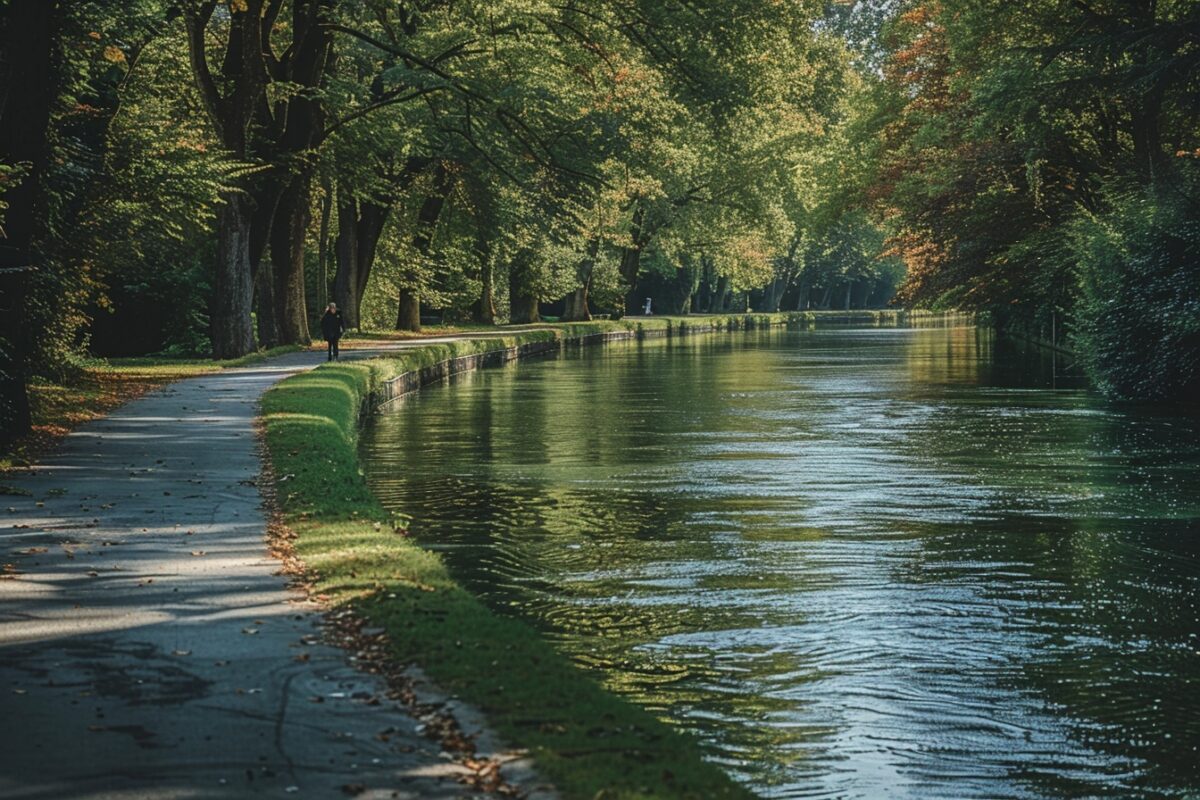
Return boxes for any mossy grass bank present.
[259,318,782,800]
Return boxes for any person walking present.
[320,302,345,361]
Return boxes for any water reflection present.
[361,326,1200,799]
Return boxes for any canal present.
[361,324,1200,799]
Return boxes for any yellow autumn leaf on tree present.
[229,0,248,12]
[102,45,126,64]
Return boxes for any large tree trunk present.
[355,202,388,308]
[466,173,496,325]
[0,0,59,442]
[247,171,285,350]
[714,275,731,312]
[184,0,269,359]
[762,276,782,312]
[562,287,590,322]
[561,238,600,321]
[795,279,810,311]
[316,178,332,312]
[508,251,540,324]
[471,257,497,325]
[255,255,279,349]
[212,195,257,359]
[257,1,332,343]
[617,206,649,316]
[396,290,421,332]
[396,165,450,331]
[333,193,390,330]
[694,257,714,313]
[333,192,360,328]
[664,257,699,315]
[268,174,313,345]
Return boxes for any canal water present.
[360,325,1200,799]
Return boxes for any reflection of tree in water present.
[885,350,1200,796]
[363,332,829,780]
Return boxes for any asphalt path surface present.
[0,344,554,799]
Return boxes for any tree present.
[183,0,270,358]
[0,0,60,442]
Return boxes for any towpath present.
[0,341,551,799]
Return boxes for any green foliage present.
[1070,184,1200,400]
[26,2,241,370]
[861,0,1200,399]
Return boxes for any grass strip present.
[261,320,764,800]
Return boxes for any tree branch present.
[321,86,448,141]
[183,1,223,136]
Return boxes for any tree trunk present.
[316,178,332,313]
[355,201,388,308]
[795,280,810,311]
[561,238,600,321]
[250,179,283,348]
[677,257,703,314]
[561,287,590,322]
[184,0,269,359]
[396,165,450,331]
[255,1,332,343]
[212,195,257,359]
[0,0,59,442]
[396,290,421,332]
[766,276,785,312]
[844,281,853,310]
[695,261,712,313]
[617,206,648,316]
[333,192,360,328]
[508,251,540,324]
[269,174,313,345]
[255,255,279,349]
[714,275,731,312]
[333,193,390,330]
[472,258,497,324]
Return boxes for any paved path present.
[0,346,550,799]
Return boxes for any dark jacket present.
[320,310,344,341]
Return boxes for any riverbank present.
[260,312,974,799]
